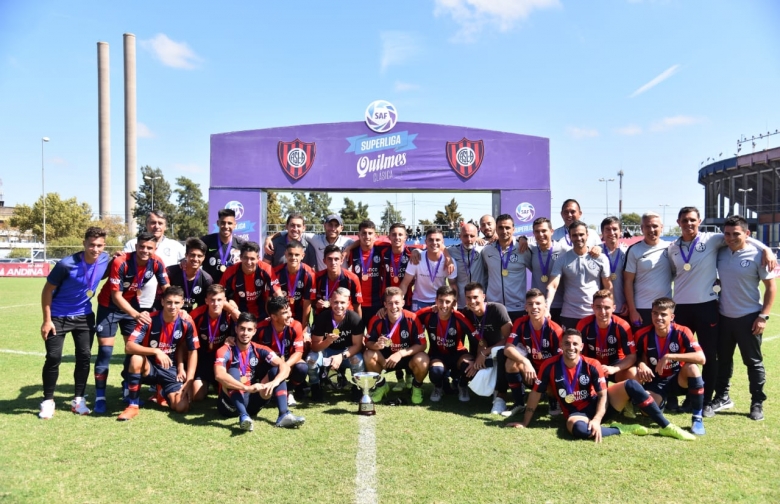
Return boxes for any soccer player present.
[309,287,366,401]
[118,286,198,421]
[503,289,564,418]
[668,207,775,410]
[263,213,318,269]
[253,296,308,405]
[39,227,111,419]
[94,232,168,413]
[712,215,777,421]
[481,214,531,321]
[600,216,629,319]
[164,237,213,313]
[447,223,487,310]
[189,284,234,401]
[479,214,497,243]
[201,208,245,283]
[214,312,305,430]
[399,228,457,311]
[271,240,316,330]
[313,244,362,317]
[379,223,415,308]
[221,241,274,321]
[624,212,672,327]
[266,213,354,271]
[545,221,612,329]
[552,199,602,251]
[345,220,388,326]
[576,290,636,381]
[528,217,565,323]
[460,282,513,414]
[634,297,706,435]
[364,287,429,405]
[416,286,475,402]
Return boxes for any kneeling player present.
[417,286,475,402]
[364,287,429,405]
[634,297,707,435]
[214,312,304,430]
[118,286,197,421]
[190,284,234,401]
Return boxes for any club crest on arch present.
[446,138,484,179]
[278,139,316,180]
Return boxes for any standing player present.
[364,287,429,405]
[545,221,612,330]
[417,286,475,402]
[201,208,244,283]
[481,214,531,321]
[214,312,305,430]
[263,213,317,269]
[399,228,457,311]
[634,297,706,435]
[93,232,168,413]
[39,227,111,419]
[189,284,234,402]
[712,215,776,421]
[309,287,366,401]
[479,215,497,243]
[118,286,198,421]
[345,220,388,326]
[576,290,636,381]
[380,223,415,308]
[600,217,629,319]
[164,237,213,313]
[314,245,362,317]
[220,241,274,321]
[528,218,565,324]
[448,223,487,310]
[253,296,308,405]
[624,212,672,327]
[265,213,353,271]
[271,240,316,330]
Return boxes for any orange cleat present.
[117,405,140,421]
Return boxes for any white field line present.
[0,349,124,360]
[355,414,378,504]
[0,304,36,309]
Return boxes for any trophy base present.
[358,402,376,416]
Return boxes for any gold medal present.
[683,263,692,271]
[322,301,330,309]
[541,275,548,283]
[610,273,617,281]
[86,289,94,298]
[240,375,249,385]
[502,269,509,277]
[289,298,295,307]
[564,394,575,404]
[393,276,399,284]
[712,285,721,293]
[332,328,340,336]
[219,265,227,272]
[361,274,369,281]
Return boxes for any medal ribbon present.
[496,241,514,272]
[424,253,443,283]
[80,252,99,296]
[383,315,404,348]
[182,268,201,303]
[679,236,700,269]
[218,239,232,267]
[207,312,223,344]
[653,323,675,361]
[602,244,622,275]
[390,251,402,280]
[325,273,340,299]
[133,255,153,290]
[436,314,453,350]
[564,229,572,247]
[236,346,249,378]
[159,312,181,352]
[474,310,488,340]
[460,245,475,280]
[272,325,287,357]
[524,319,547,355]
[537,247,552,278]
[561,358,582,397]
[286,266,302,300]
[593,317,613,356]
[359,247,374,277]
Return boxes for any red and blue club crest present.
[446,138,484,179]
[278,139,316,180]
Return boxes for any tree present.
[10,193,93,241]
[340,197,369,225]
[380,200,404,232]
[172,176,208,240]
[668,226,682,237]
[620,212,641,227]
[434,198,463,227]
[308,192,333,223]
[131,166,176,233]
[266,191,285,226]
[418,219,434,228]
[281,192,316,225]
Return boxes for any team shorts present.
[643,371,680,399]
[142,357,183,398]
[429,350,471,372]
[379,348,413,370]
[95,305,136,338]
[569,401,618,423]
[194,351,216,383]
[217,390,269,417]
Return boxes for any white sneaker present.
[430,387,443,402]
[491,397,507,414]
[501,404,525,418]
[458,385,470,402]
[287,392,297,407]
[71,397,91,416]
[39,399,55,419]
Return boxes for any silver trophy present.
[351,371,381,416]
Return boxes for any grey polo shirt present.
[716,243,776,318]
[447,243,487,308]
[624,240,672,310]
[481,239,531,312]
[550,249,610,319]
[529,243,565,309]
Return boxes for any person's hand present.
[617,305,629,317]
[303,331,312,344]
[588,419,602,443]
[224,336,236,346]
[385,352,402,369]
[330,354,343,371]
[135,310,152,326]
[752,316,768,336]
[257,382,275,399]
[176,365,186,382]
[589,246,602,258]
[516,236,528,254]
[376,308,387,319]
[264,237,275,257]
[41,321,55,341]
[474,352,487,370]
[113,251,124,259]
[464,361,477,377]
[654,355,669,376]
[506,422,525,429]
[761,248,777,271]
[521,360,537,383]
[155,350,173,369]
[316,299,330,311]
[636,362,654,382]
[629,309,642,327]
[444,256,455,275]
[247,383,263,394]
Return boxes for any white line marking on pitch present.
[355,415,378,504]
[0,304,36,309]
[0,349,124,360]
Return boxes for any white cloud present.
[649,115,703,132]
[394,81,420,92]
[616,124,643,136]
[630,64,681,98]
[137,122,154,138]
[380,32,419,72]
[567,126,599,139]
[434,0,560,41]
[173,163,204,174]
[140,34,202,70]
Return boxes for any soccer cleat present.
[405,373,414,390]
[458,385,470,403]
[93,397,107,414]
[117,405,140,421]
[430,387,443,402]
[501,404,526,418]
[39,399,55,420]
[287,392,297,407]
[711,395,735,412]
[71,397,91,416]
[691,415,706,436]
[622,402,636,419]
[610,422,649,436]
[392,378,406,392]
[659,423,696,441]
[749,403,764,422]
[275,411,305,428]
[549,400,562,417]
[371,382,390,403]
[491,397,507,415]
[411,386,423,405]
[703,403,716,418]
[239,415,254,432]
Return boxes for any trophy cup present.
[351,371,381,416]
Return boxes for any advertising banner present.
[0,262,50,277]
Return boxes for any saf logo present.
[278,139,316,180]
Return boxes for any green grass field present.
[1,277,779,503]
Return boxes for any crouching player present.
[416,286,475,403]
[635,297,707,435]
[118,286,197,421]
[309,287,366,401]
[189,284,234,401]
[577,290,636,381]
[214,312,305,431]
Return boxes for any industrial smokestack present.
[124,33,137,235]
[97,41,111,219]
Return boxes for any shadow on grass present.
[0,383,130,418]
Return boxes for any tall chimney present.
[97,41,111,219]
[124,33,137,235]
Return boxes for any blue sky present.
[1,0,779,230]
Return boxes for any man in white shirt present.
[624,212,672,328]
[399,228,457,311]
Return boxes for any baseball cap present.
[324,214,343,226]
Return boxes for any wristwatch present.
[758,314,769,321]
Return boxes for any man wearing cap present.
[265,213,352,271]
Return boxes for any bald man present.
[447,223,488,309]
